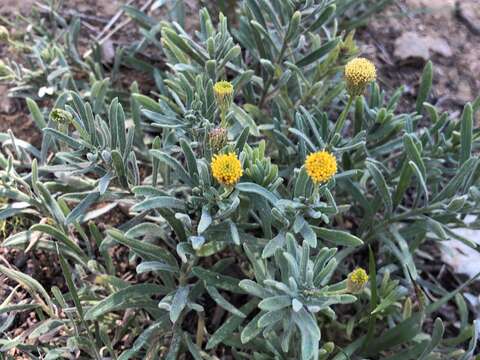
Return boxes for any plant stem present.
[333,95,354,138]
[259,30,289,108]
[220,108,228,128]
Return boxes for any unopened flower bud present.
[0,26,10,43]
[50,108,72,124]
[208,127,228,153]
[213,80,234,115]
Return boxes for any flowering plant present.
[0,1,479,359]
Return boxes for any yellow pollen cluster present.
[211,152,243,186]
[347,268,369,293]
[213,81,234,97]
[344,58,376,97]
[349,268,368,285]
[305,151,337,184]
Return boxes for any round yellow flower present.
[211,152,243,186]
[344,58,376,97]
[347,268,368,293]
[305,151,337,184]
[213,81,234,113]
[214,81,233,97]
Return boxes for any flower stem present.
[333,95,354,138]
[220,108,228,128]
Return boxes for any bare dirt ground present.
[358,0,480,119]
[2,0,479,144]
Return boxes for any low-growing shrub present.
[0,1,479,359]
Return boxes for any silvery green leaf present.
[136,261,178,274]
[292,308,321,360]
[26,97,47,129]
[83,284,165,320]
[313,227,363,247]
[257,310,285,328]
[236,182,278,204]
[296,38,340,67]
[258,296,291,311]
[198,206,212,234]
[150,150,193,186]
[180,138,198,180]
[206,285,246,318]
[107,229,177,266]
[43,128,85,150]
[418,318,444,360]
[216,196,240,220]
[111,149,128,188]
[235,126,250,153]
[170,286,189,323]
[126,223,163,238]
[131,196,185,212]
[227,219,240,245]
[65,191,100,224]
[300,223,317,248]
[262,232,286,259]
[189,236,205,250]
[416,60,433,113]
[292,298,303,312]
[232,105,261,137]
[195,241,227,257]
[460,102,473,165]
[206,300,257,350]
[403,134,426,178]
[192,267,244,294]
[239,280,271,299]
[314,258,337,287]
[308,4,336,32]
[366,160,393,215]
[241,312,264,344]
[263,279,294,296]
[117,317,169,360]
[176,242,194,263]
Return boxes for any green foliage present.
[1,0,480,359]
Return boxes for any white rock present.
[440,217,480,280]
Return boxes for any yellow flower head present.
[347,268,368,293]
[213,81,234,114]
[305,151,337,184]
[211,152,243,186]
[344,58,376,97]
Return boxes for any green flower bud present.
[50,108,73,124]
[0,26,10,43]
